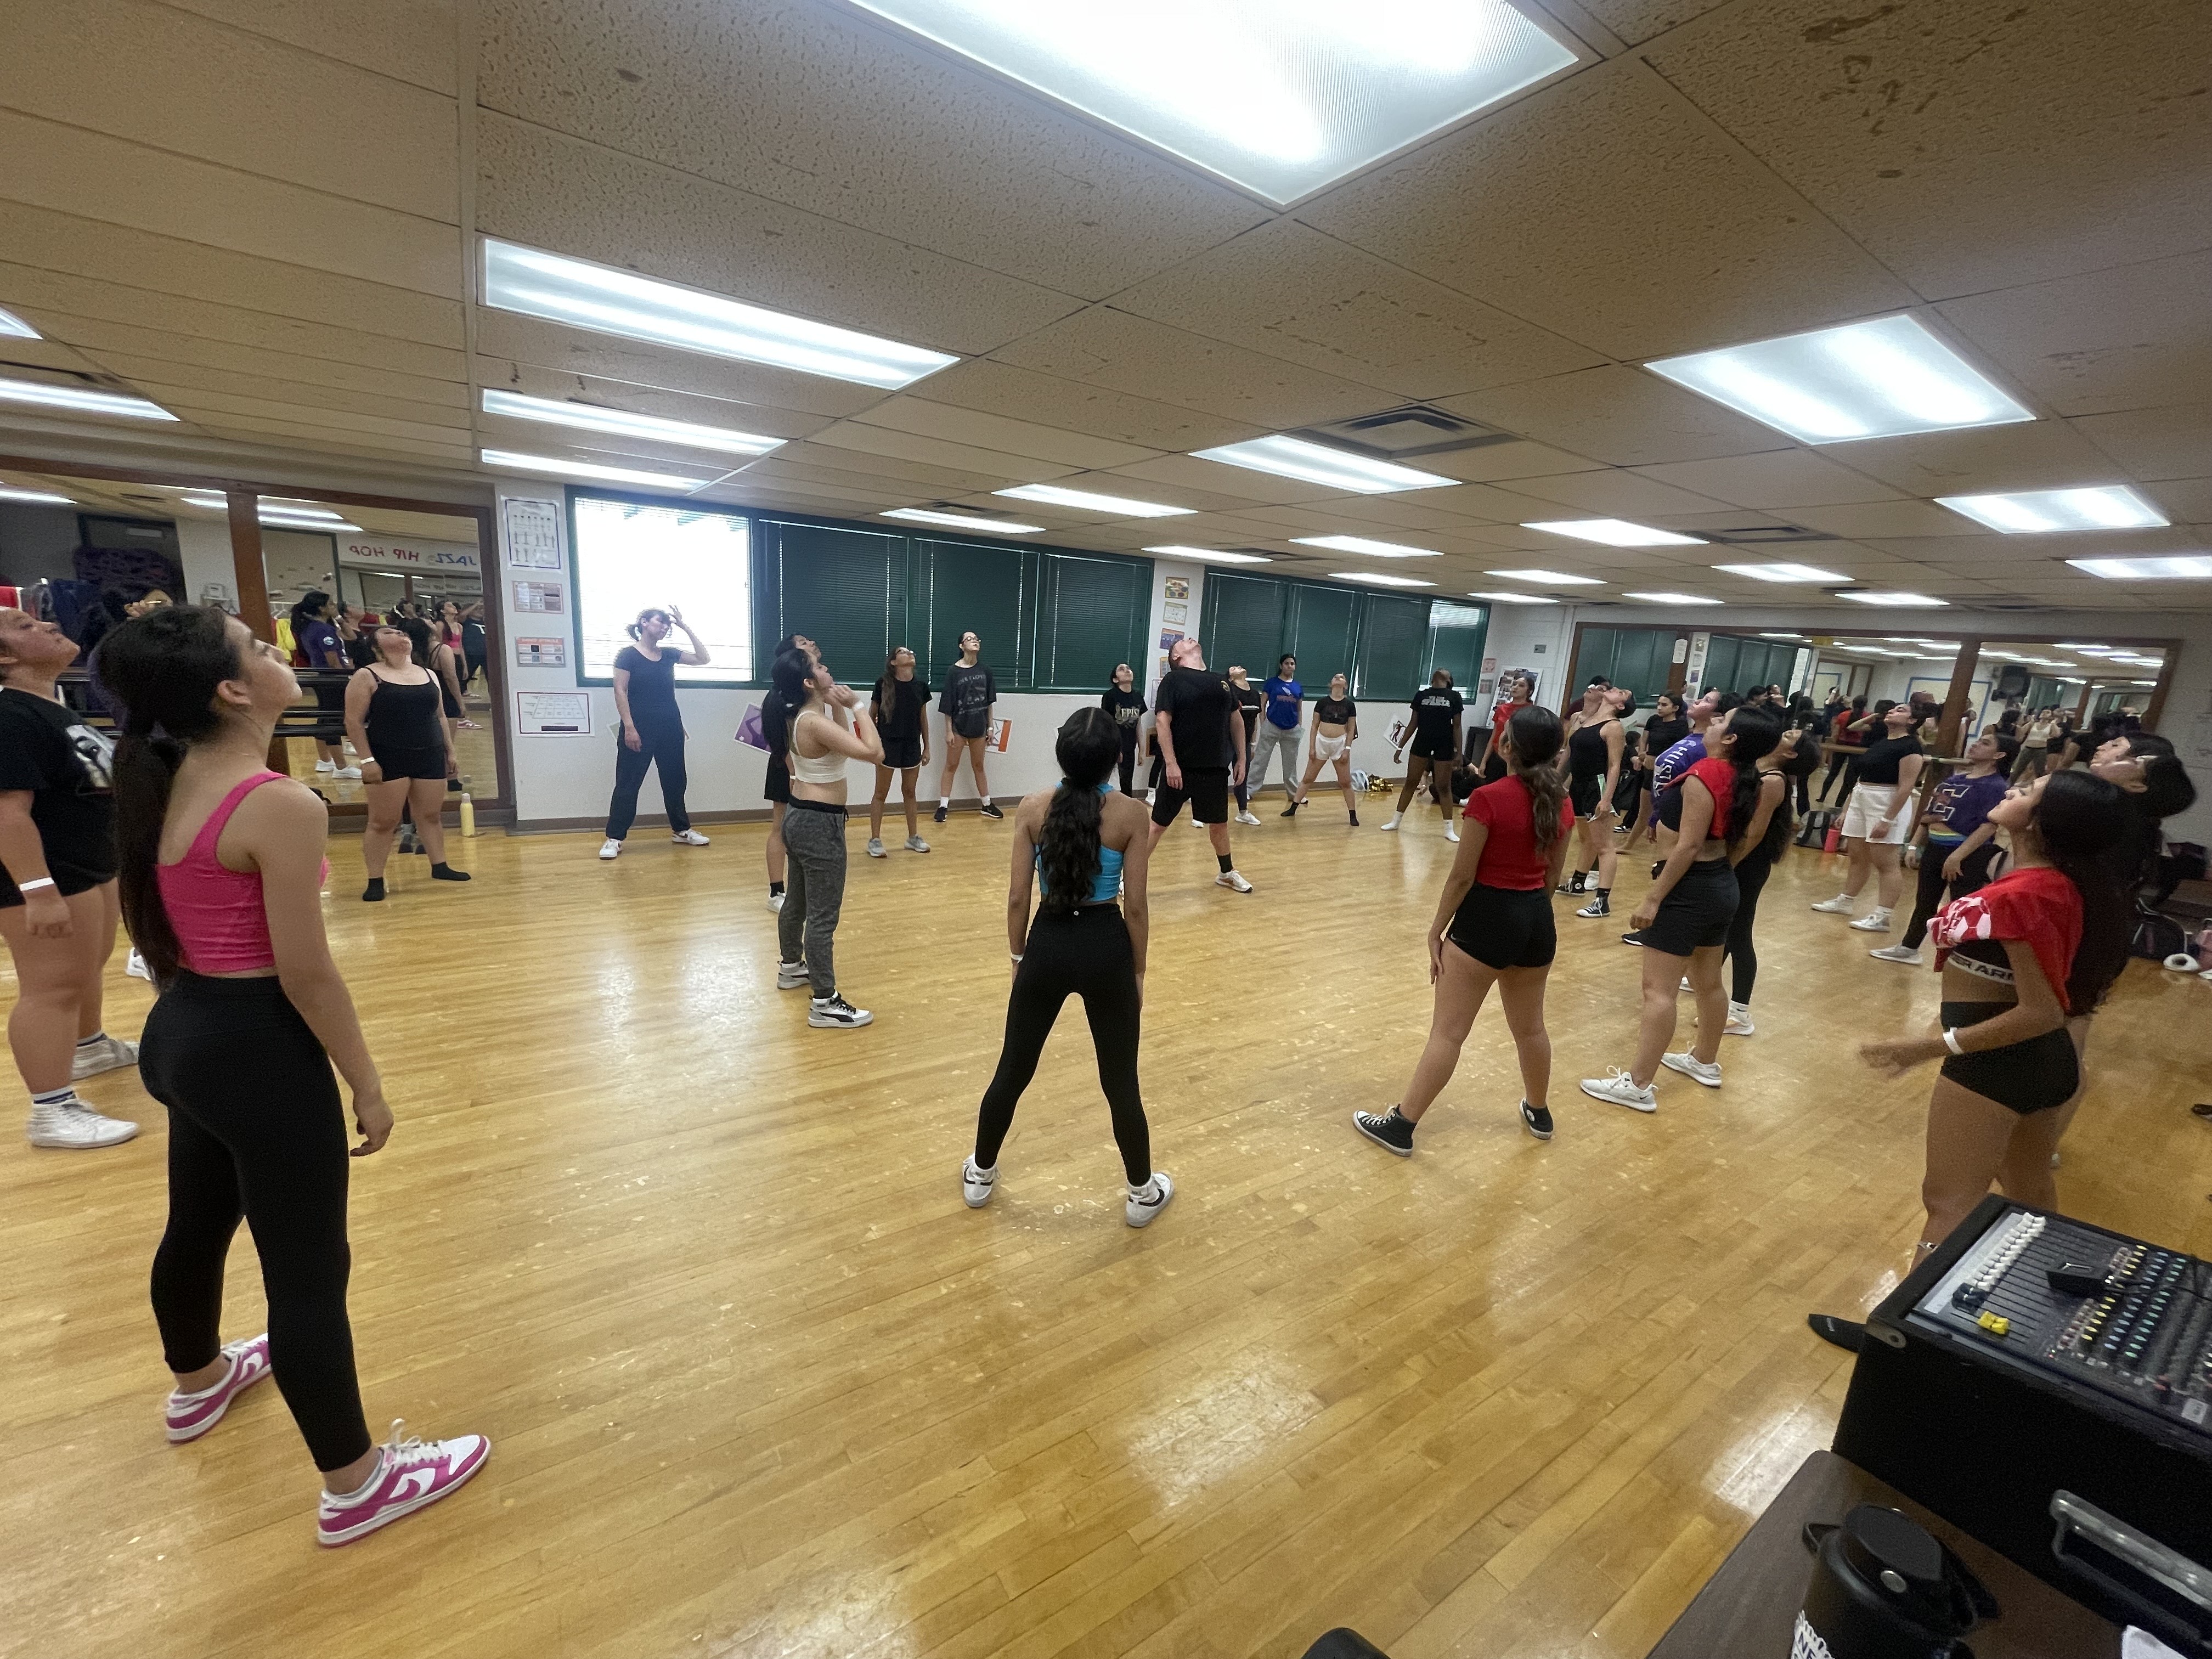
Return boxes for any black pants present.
[1820,749,1853,799]
[1117,735,1137,798]
[973,905,1149,1185]
[605,718,690,839]
[143,975,371,1472]
[1902,839,1999,949]
[1724,849,1776,1006]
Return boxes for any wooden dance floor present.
[4,806,2208,1659]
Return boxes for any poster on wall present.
[501,496,563,570]
[516,691,591,735]
[1493,666,1539,713]
[1158,628,1184,653]
[512,579,566,613]
[1163,602,1187,624]
[514,636,566,668]
[1163,577,1189,600]
[986,718,1012,753]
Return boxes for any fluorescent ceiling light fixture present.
[0,375,177,421]
[1192,435,1456,494]
[2052,644,2112,652]
[882,507,1044,535]
[1644,314,2032,443]
[1292,534,1441,558]
[1483,567,1604,585]
[481,388,781,458]
[1327,571,1435,589]
[1937,486,2167,533]
[2130,681,2158,687]
[180,494,346,522]
[1468,590,1559,605]
[844,1,1578,208]
[993,482,1191,517]
[0,486,74,504]
[480,448,709,491]
[1143,544,1271,565]
[1621,592,1722,605]
[0,308,39,340]
[2067,555,2212,580]
[263,514,364,532]
[1759,631,1807,639]
[1524,518,1704,548]
[1839,591,1949,607]
[1713,561,1847,583]
[480,239,957,390]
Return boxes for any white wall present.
[1476,602,1578,716]
[173,516,236,609]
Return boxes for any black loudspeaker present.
[1299,1632,1391,1658]
[1994,663,2030,699]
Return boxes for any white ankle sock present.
[938,797,950,808]
[31,1086,79,1109]
[1128,1178,1160,1201]
[76,1031,106,1049]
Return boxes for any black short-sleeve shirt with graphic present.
[1155,666,1235,770]
[0,687,117,902]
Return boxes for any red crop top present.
[156,771,326,974]
[1657,755,1737,840]
[1927,865,2084,1014]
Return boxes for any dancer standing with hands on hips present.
[1101,663,1146,796]
[344,623,469,902]
[599,606,710,860]
[1288,675,1361,823]
[1250,654,1304,808]
[1381,669,1464,837]
[865,646,930,858]
[774,647,882,1029]
[1148,637,1252,893]
[934,631,1000,823]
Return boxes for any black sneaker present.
[1352,1108,1414,1156]
[1280,800,1300,817]
[1555,876,1585,896]
[1348,810,1358,826]
[932,804,948,824]
[1519,1100,1554,1141]
[1621,929,1649,947]
[1807,1314,1865,1353]
[978,802,1005,820]
[1650,860,1665,879]
[1575,893,1610,918]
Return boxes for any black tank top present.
[1567,717,1614,782]
[364,672,444,755]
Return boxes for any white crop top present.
[787,709,851,785]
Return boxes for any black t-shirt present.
[873,675,930,741]
[0,687,117,900]
[614,645,680,725]
[1316,696,1356,727]
[939,663,997,739]
[1102,686,1146,739]
[1232,683,1262,741]
[1155,666,1235,770]
[1856,733,1923,786]
[762,696,789,766]
[1408,686,1463,749]
[1639,715,1689,764]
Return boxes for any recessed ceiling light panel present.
[1712,562,1847,583]
[1291,535,1441,558]
[844,1,1579,208]
[480,448,710,490]
[1839,591,1949,607]
[2066,555,2212,580]
[0,375,177,421]
[1142,545,1272,565]
[1524,519,1705,548]
[1468,590,1559,605]
[1937,486,2168,533]
[481,388,783,457]
[0,308,40,340]
[1621,591,1722,605]
[1193,435,1457,493]
[994,483,1192,517]
[1645,314,2032,443]
[883,507,1045,534]
[1327,570,1435,589]
[481,239,957,390]
[1483,567,1605,585]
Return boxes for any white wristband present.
[15,877,55,893]
[1942,1028,1965,1057]
[1009,953,1023,964]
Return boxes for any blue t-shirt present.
[1651,732,1706,796]
[1923,769,2009,842]
[1262,676,1302,729]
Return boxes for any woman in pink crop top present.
[94,605,488,1547]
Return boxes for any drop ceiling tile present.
[163,0,460,96]
[1098,454,1347,507]
[476,0,1265,299]
[473,316,884,421]
[483,365,834,443]
[802,421,1076,487]
[1645,0,2210,297]
[2070,404,2212,483]
[148,385,471,448]
[93,353,466,423]
[1441,366,1792,466]
[1108,219,1605,399]
[1630,450,1906,510]
[2143,480,2212,523]
[0,111,459,298]
[1824,421,2137,498]
[732,448,1012,500]
[1508,470,1731,518]
[0,336,104,376]
[1575,0,1733,45]
[474,418,765,479]
[41,317,462,408]
[1782,501,1995,540]
[848,399,1159,471]
[1301,57,1916,360]
[4,0,458,221]
[1415,440,1607,483]
[917,360,1258,453]
[193,415,472,464]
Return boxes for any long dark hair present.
[287,589,330,629]
[769,646,817,723]
[2033,769,2132,1012]
[400,615,436,668]
[874,647,914,708]
[1037,708,1120,913]
[1504,705,1568,856]
[1716,706,1782,852]
[625,607,671,642]
[92,606,242,984]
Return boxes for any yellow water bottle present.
[459,778,477,838]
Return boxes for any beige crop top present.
[787,709,851,785]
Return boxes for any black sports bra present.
[1946,935,2015,986]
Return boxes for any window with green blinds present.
[1423,602,1489,692]
[765,521,906,682]
[916,539,1029,687]
[1201,574,1290,678]
[1288,585,1357,684]
[1035,553,1149,689]
[1352,594,1431,700]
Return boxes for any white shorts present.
[1841,782,1916,843]
[1312,733,1347,763]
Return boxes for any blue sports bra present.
[1037,782,1124,903]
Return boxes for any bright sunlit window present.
[572,496,753,683]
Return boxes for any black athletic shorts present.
[1446,882,1556,970]
[1641,856,1739,956]
[1151,766,1229,826]
[369,744,447,782]
[764,754,792,805]
[879,735,922,770]
[1569,774,1604,818]
[1939,1001,2079,1114]
[1410,735,1454,761]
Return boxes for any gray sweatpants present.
[1248,722,1302,797]
[777,805,847,996]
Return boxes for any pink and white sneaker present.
[165,1334,272,1442]
[317,1419,490,1547]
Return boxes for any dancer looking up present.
[1250,654,1304,807]
[761,632,816,912]
[344,623,468,902]
[1227,667,1265,826]
[1148,636,1251,893]
[290,592,357,781]
[1559,684,1629,916]
[1354,704,1573,1154]
[1581,705,1781,1111]
[599,606,710,860]
[1621,689,1739,945]
[1472,673,1533,785]
[1288,675,1359,823]
[1101,663,1146,796]
[934,631,1000,823]
[0,607,138,1149]
[1381,669,1464,837]
[774,647,882,1029]
[99,604,488,1544]
[963,708,1168,1227]
[1809,699,1925,934]
[1622,692,1688,857]
[866,646,931,858]
[1871,731,2017,967]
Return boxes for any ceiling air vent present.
[1291,404,1515,460]
[1701,523,1837,544]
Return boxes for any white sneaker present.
[1848,910,1894,932]
[866,837,887,858]
[1235,811,1261,826]
[1661,1051,1723,1088]
[1216,870,1254,894]
[808,994,873,1029]
[1579,1069,1656,1113]
[961,1157,996,1209]
[1869,944,1923,964]
[26,1101,139,1149]
[1723,1002,1755,1036]
[776,961,810,991]
[670,829,710,847]
[1146,789,1158,805]
[1446,825,1461,842]
[904,836,930,854]
[1126,1171,1174,1228]
[314,759,335,773]
[598,838,622,860]
[332,766,362,781]
[71,1034,139,1080]
[1809,894,1857,913]
[767,892,786,912]
[1190,815,1206,828]
[126,949,151,981]
[1380,815,1402,832]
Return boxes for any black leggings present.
[143,974,371,1472]
[606,717,690,839]
[1901,839,1999,949]
[1821,748,1854,799]
[1723,848,1775,1006]
[973,905,1149,1185]
[1117,736,1137,798]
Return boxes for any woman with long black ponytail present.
[1715,715,1797,1037]
[963,707,1168,1226]
[97,605,488,1545]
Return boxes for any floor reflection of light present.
[1712,1406,1834,1515]
[1121,1357,1320,1508]
[706,1567,923,1659]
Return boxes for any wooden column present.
[1935,636,1982,757]
[224,488,273,642]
